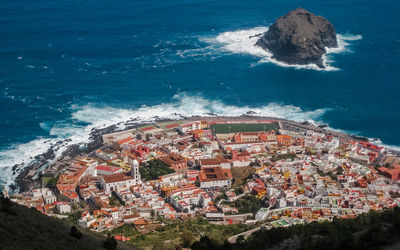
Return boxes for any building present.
[57,162,94,202]
[276,135,292,146]
[95,165,123,176]
[255,207,269,221]
[198,167,232,189]
[56,202,72,214]
[179,121,201,133]
[32,188,57,205]
[199,158,221,168]
[378,165,400,180]
[161,153,187,172]
[210,121,279,140]
[100,159,141,192]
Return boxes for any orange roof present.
[198,167,231,182]
[140,126,156,132]
[117,137,133,145]
[378,165,400,180]
[124,214,140,220]
[102,173,133,184]
[199,158,220,166]
[166,124,180,129]
[133,219,148,226]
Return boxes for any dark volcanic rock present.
[256,8,338,68]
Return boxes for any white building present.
[100,159,141,192]
[56,202,72,214]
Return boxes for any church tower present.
[129,158,141,184]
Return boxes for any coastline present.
[12,115,400,194]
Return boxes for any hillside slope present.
[191,208,400,250]
[0,196,138,250]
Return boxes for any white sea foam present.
[1,92,398,191]
[368,138,400,152]
[0,93,329,190]
[199,26,362,71]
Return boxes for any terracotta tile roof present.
[140,126,156,132]
[199,158,220,166]
[102,173,133,184]
[198,167,231,182]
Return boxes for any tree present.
[152,241,167,250]
[191,236,218,250]
[70,226,82,239]
[336,166,344,175]
[0,196,17,216]
[236,235,245,244]
[46,177,58,188]
[68,211,82,225]
[103,233,117,250]
[181,230,194,247]
[150,209,155,222]
[109,198,116,206]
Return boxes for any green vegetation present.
[225,195,265,214]
[103,233,118,250]
[112,222,182,249]
[189,217,254,244]
[273,153,297,161]
[110,217,255,249]
[191,208,400,250]
[109,192,123,207]
[70,226,83,239]
[336,166,344,175]
[67,211,82,225]
[0,195,136,250]
[233,187,244,196]
[43,176,59,188]
[139,159,175,180]
[210,123,279,135]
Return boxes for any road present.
[228,224,272,243]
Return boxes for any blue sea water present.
[0,0,399,187]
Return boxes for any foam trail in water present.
[199,26,362,71]
[0,93,329,189]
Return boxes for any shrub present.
[103,233,117,250]
[70,226,82,239]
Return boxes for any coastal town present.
[6,118,400,247]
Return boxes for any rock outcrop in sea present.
[256,7,338,68]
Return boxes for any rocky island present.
[256,8,338,68]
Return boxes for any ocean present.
[0,0,399,188]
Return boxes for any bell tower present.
[129,158,141,184]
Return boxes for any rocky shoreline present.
[12,115,400,193]
[12,117,174,193]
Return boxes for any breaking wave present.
[0,93,329,190]
[199,26,362,71]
